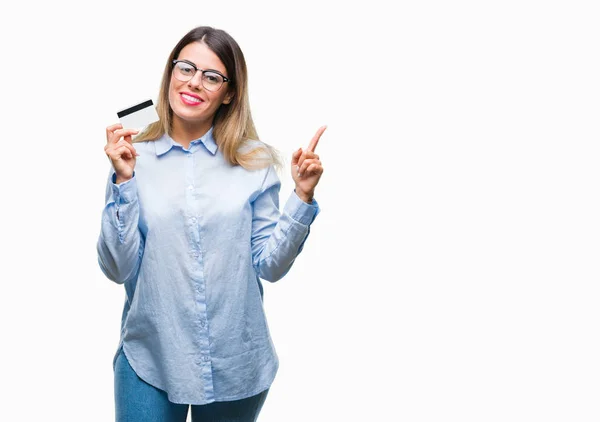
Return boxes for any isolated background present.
[1,1,598,421]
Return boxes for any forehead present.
[177,42,227,75]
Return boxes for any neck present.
[171,116,212,149]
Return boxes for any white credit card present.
[117,99,160,129]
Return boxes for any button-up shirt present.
[97,127,319,404]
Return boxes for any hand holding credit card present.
[117,99,160,130]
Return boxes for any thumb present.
[291,148,303,166]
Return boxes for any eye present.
[204,72,223,84]
[177,63,194,75]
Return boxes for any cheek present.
[168,82,177,104]
[169,77,184,97]
[202,93,220,108]
[208,91,229,107]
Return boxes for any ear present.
[222,90,234,105]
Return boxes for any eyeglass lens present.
[173,62,225,91]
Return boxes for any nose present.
[187,72,204,90]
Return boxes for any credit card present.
[117,99,160,129]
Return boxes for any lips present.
[180,92,204,106]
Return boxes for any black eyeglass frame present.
[171,59,231,90]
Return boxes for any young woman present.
[97,26,325,422]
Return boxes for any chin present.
[174,110,208,125]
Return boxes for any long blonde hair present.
[134,26,282,171]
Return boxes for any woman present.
[97,26,325,422]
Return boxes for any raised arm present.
[97,172,144,284]
[96,123,144,284]
[250,167,320,282]
[251,126,326,282]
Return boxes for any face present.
[169,41,233,128]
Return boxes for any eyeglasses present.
[172,60,230,92]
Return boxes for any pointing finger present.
[307,125,327,153]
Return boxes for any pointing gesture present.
[307,125,325,153]
[291,125,326,203]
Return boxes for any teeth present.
[182,94,201,103]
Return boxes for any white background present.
[0,1,599,421]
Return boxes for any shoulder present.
[236,142,280,189]
[238,138,282,172]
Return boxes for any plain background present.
[1,1,599,421]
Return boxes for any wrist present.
[114,172,134,185]
[295,188,314,204]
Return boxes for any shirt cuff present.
[111,172,137,204]
[284,190,320,225]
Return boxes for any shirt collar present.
[155,126,218,156]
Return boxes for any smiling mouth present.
[180,93,204,105]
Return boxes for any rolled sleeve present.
[97,171,144,284]
[110,172,138,205]
[285,189,320,225]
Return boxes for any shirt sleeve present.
[96,170,145,284]
[251,165,320,282]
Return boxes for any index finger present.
[106,123,123,134]
[106,123,123,143]
[307,125,327,153]
[107,128,139,145]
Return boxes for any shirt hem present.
[121,342,278,406]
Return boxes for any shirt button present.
[200,320,206,327]
[191,251,199,258]
[187,185,193,190]
[191,217,196,223]
[203,355,210,362]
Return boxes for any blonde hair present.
[134,26,283,171]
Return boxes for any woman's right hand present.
[104,123,139,184]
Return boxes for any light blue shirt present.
[97,127,319,405]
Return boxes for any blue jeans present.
[114,348,269,422]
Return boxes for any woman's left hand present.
[291,125,326,203]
